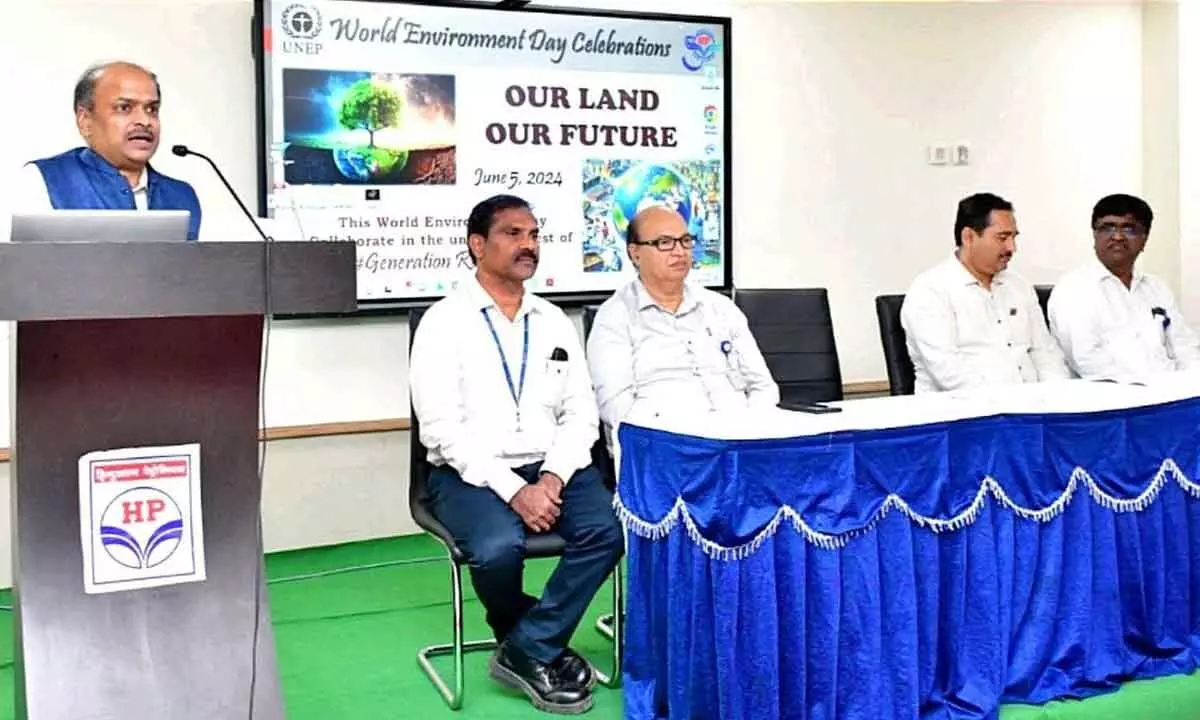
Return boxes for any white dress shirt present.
[585,279,779,431]
[900,254,1069,393]
[1,163,148,241]
[409,277,599,503]
[1047,258,1200,380]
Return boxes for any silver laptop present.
[10,210,191,243]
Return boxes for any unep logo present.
[99,487,184,570]
[682,29,720,72]
[282,3,322,39]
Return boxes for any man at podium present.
[11,60,201,240]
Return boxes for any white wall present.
[0,0,1176,586]
[731,1,1146,382]
[1141,0,1180,292]
[1179,0,1200,322]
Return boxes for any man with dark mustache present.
[12,61,201,240]
[1047,194,1200,380]
[900,192,1068,393]
[409,195,623,714]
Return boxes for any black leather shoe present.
[489,642,593,714]
[552,648,596,690]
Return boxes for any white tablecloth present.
[619,373,1200,442]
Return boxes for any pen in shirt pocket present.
[546,347,569,374]
[1152,307,1171,329]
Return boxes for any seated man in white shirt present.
[586,205,778,434]
[900,192,1068,393]
[1047,193,1200,380]
[409,195,623,715]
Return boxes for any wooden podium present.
[0,240,356,719]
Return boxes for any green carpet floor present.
[1,534,1199,717]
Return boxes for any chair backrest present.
[874,294,915,396]
[407,307,434,516]
[733,288,843,403]
[579,305,616,488]
[582,305,599,342]
[1034,285,1053,324]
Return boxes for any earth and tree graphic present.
[281,69,457,185]
[581,159,724,273]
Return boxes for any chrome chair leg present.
[417,547,624,708]
[416,551,497,710]
[592,561,623,688]
[610,561,623,688]
[596,614,615,640]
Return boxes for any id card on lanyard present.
[482,308,529,431]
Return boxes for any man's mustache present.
[514,250,539,263]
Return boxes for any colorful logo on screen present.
[703,105,718,124]
[682,29,720,72]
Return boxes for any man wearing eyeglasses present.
[1047,194,1200,380]
[585,205,778,435]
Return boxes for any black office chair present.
[407,307,622,710]
[874,294,915,396]
[582,305,599,341]
[732,288,844,403]
[1034,285,1053,325]
[579,305,623,645]
[581,305,610,476]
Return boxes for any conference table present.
[613,376,1200,720]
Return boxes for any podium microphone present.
[172,142,272,719]
[171,144,273,243]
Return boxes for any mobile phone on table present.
[777,400,842,414]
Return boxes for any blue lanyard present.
[481,308,529,411]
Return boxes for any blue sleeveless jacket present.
[30,147,202,241]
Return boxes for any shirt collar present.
[465,274,539,319]
[946,252,1007,287]
[634,279,701,314]
[1089,254,1145,287]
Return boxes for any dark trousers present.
[426,461,624,665]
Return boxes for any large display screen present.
[255,0,732,308]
